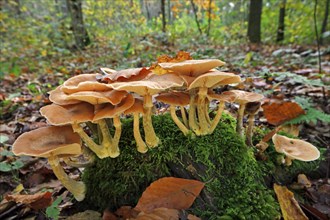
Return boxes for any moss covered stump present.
[82,113,280,219]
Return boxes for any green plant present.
[46,196,62,220]
[0,150,24,172]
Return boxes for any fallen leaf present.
[274,184,308,220]
[115,206,139,219]
[102,209,117,220]
[262,102,305,126]
[5,191,53,210]
[65,210,102,220]
[131,207,179,220]
[135,177,205,213]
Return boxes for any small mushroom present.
[158,59,225,77]
[220,90,263,138]
[188,71,241,135]
[12,126,86,201]
[156,92,191,136]
[244,101,262,147]
[93,94,135,158]
[108,73,184,148]
[124,98,148,153]
[272,134,320,166]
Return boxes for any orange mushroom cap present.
[12,126,82,157]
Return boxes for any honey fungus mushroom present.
[272,134,320,166]
[107,73,184,148]
[12,126,86,201]
[156,92,191,136]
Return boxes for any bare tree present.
[66,0,90,49]
[321,0,329,44]
[276,0,286,42]
[247,0,263,43]
[206,0,212,36]
[161,0,166,32]
[190,0,203,35]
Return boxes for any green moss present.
[82,113,280,219]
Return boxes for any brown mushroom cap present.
[156,92,190,106]
[100,67,151,83]
[40,102,94,126]
[107,73,184,95]
[61,74,109,94]
[158,59,225,77]
[188,71,241,90]
[49,86,81,105]
[93,94,135,121]
[124,98,144,115]
[65,90,128,105]
[12,126,82,157]
[220,90,264,104]
[272,134,320,161]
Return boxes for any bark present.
[66,0,91,49]
[247,0,263,43]
[320,0,329,44]
[206,0,212,36]
[276,0,286,42]
[161,0,166,32]
[167,0,172,24]
[190,0,203,35]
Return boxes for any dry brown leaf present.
[274,184,308,220]
[135,177,205,213]
[131,207,179,220]
[115,206,139,219]
[262,102,305,126]
[151,51,192,75]
[5,191,52,210]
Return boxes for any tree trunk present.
[161,0,166,32]
[190,0,203,35]
[66,0,91,49]
[206,0,212,36]
[167,0,172,24]
[320,0,329,44]
[276,0,286,42]
[247,0,263,43]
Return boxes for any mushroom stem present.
[204,99,211,126]
[284,156,293,166]
[48,155,86,201]
[72,123,108,159]
[143,94,159,148]
[63,146,95,168]
[197,87,209,135]
[180,106,189,127]
[246,113,256,147]
[98,119,119,158]
[170,105,190,136]
[209,101,225,134]
[133,112,148,153]
[236,103,246,137]
[188,92,201,135]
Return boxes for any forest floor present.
[0,39,329,219]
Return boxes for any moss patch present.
[82,113,280,219]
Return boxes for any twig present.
[206,0,212,36]
[313,0,322,74]
[190,0,203,35]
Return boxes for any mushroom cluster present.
[11,53,273,201]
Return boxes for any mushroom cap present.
[220,90,264,105]
[272,134,320,162]
[12,126,82,158]
[61,74,110,94]
[49,86,81,105]
[107,73,184,96]
[124,98,144,115]
[65,90,128,105]
[207,93,237,102]
[156,92,190,106]
[100,67,151,83]
[158,59,225,77]
[245,102,261,115]
[188,71,241,90]
[93,94,135,121]
[40,102,94,126]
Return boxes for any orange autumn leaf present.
[5,191,53,210]
[135,177,205,213]
[131,207,179,220]
[151,51,192,75]
[262,102,305,126]
[274,184,308,220]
